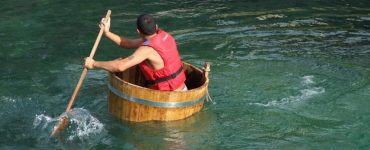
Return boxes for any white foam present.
[261,19,328,28]
[302,75,315,85]
[256,14,286,20]
[250,75,325,107]
[253,87,325,107]
[67,108,105,141]
[216,20,238,26]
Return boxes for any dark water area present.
[1,0,370,149]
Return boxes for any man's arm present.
[84,46,154,72]
[105,31,143,49]
[100,17,143,49]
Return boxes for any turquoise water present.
[1,0,370,149]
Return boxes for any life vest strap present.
[146,66,183,86]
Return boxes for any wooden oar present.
[50,10,111,137]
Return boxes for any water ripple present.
[260,19,328,28]
[256,14,286,21]
[250,75,325,107]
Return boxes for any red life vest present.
[139,29,186,91]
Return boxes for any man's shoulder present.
[137,45,156,53]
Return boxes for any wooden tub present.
[107,62,210,122]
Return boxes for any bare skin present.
[84,17,185,91]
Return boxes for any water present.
[1,0,370,149]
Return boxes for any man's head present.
[136,14,157,36]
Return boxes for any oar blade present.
[50,117,69,137]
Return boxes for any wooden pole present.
[50,10,111,137]
[65,10,111,112]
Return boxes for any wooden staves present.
[107,62,210,122]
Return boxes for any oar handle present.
[88,10,111,58]
[65,10,111,112]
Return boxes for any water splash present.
[33,114,55,130]
[33,108,105,141]
[66,108,104,141]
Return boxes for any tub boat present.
[107,62,210,122]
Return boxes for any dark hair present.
[136,14,156,35]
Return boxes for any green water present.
[1,0,370,149]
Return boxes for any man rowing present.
[84,14,187,91]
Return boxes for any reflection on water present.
[113,110,216,149]
[162,111,216,150]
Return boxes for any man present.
[84,14,187,91]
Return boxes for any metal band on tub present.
[108,83,205,108]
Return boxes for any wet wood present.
[108,62,210,122]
